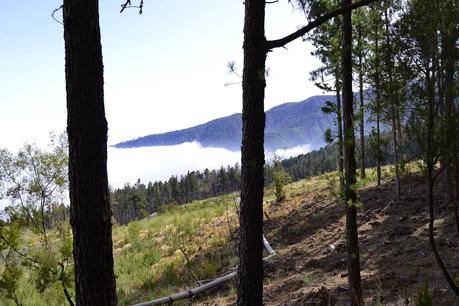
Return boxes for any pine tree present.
[341,0,364,304]
[400,0,459,296]
[63,0,117,304]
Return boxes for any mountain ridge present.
[113,95,337,151]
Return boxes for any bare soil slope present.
[199,174,459,305]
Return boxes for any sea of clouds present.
[107,142,311,188]
[0,142,311,211]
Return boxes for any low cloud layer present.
[107,142,240,188]
[272,144,311,160]
[108,142,311,188]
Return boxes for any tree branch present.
[120,0,144,14]
[51,5,64,26]
[120,0,131,13]
[266,0,379,50]
[0,233,41,265]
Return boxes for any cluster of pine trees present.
[111,166,241,224]
[111,143,361,225]
[110,153,312,225]
[238,0,458,304]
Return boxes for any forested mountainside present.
[113,95,338,151]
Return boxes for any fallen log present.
[133,270,237,306]
[132,237,276,306]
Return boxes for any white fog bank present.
[107,142,240,188]
[107,142,311,188]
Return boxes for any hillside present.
[113,95,336,151]
[5,167,458,305]
[114,168,458,305]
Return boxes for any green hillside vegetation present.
[2,162,458,305]
[0,166,344,305]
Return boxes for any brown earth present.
[196,174,459,305]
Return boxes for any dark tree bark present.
[425,74,459,295]
[441,20,459,237]
[442,26,457,213]
[341,0,364,305]
[357,25,366,179]
[455,160,459,238]
[237,2,380,305]
[63,1,118,305]
[238,0,266,305]
[374,21,382,186]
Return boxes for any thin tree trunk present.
[63,0,117,305]
[374,19,381,186]
[358,25,366,179]
[452,40,459,237]
[376,109,381,185]
[336,85,345,190]
[342,0,364,304]
[396,108,403,164]
[63,286,75,306]
[391,108,401,195]
[384,7,401,197]
[40,199,48,245]
[455,160,459,238]
[427,173,459,296]
[425,66,459,295]
[443,28,456,210]
[238,0,266,305]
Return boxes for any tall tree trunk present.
[342,0,364,305]
[442,26,459,237]
[425,67,459,295]
[358,25,366,179]
[375,28,381,186]
[443,27,456,210]
[63,1,117,305]
[336,85,345,191]
[396,108,404,169]
[391,107,401,195]
[455,159,459,238]
[238,0,266,305]
[384,7,401,197]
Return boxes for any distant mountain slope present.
[113,95,337,151]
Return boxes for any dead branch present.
[176,241,199,283]
[51,5,63,26]
[132,241,276,306]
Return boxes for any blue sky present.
[0,1,322,150]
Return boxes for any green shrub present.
[303,275,313,286]
[415,280,432,306]
[161,264,182,287]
